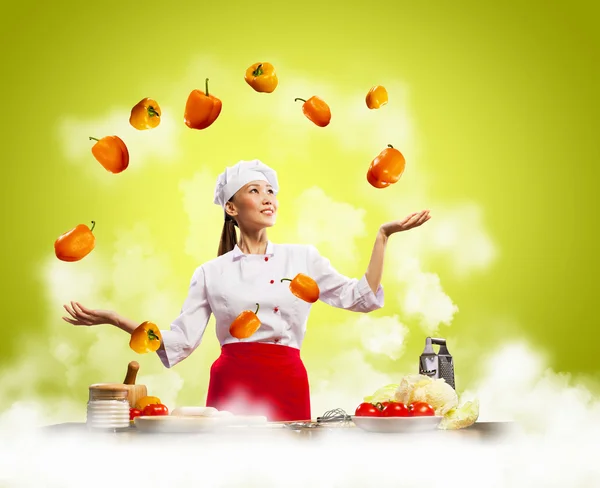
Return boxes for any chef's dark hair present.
[217,198,238,256]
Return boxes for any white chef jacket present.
[157,241,384,368]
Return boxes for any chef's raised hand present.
[63,301,141,335]
[365,210,431,294]
[62,301,117,327]
[379,210,431,237]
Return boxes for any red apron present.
[206,342,311,422]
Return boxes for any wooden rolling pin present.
[122,361,147,409]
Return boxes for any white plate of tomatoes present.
[352,401,441,433]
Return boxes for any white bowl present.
[352,415,442,433]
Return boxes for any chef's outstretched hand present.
[380,210,431,237]
[62,301,117,327]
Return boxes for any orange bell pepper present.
[294,96,331,127]
[184,78,222,130]
[129,97,161,130]
[245,62,278,93]
[366,85,388,109]
[366,168,391,188]
[129,321,163,354]
[281,273,320,303]
[367,144,406,188]
[229,303,261,339]
[54,221,96,262]
[89,136,129,174]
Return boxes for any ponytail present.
[217,211,238,256]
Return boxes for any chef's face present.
[229,180,278,229]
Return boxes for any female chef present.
[62,159,431,421]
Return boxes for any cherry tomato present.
[355,402,381,417]
[129,408,142,421]
[381,401,410,417]
[409,401,435,416]
[142,403,169,416]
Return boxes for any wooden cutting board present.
[123,361,147,409]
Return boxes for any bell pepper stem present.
[252,64,264,77]
[387,144,394,149]
[280,278,292,283]
[89,137,100,142]
[90,221,96,232]
[254,303,260,314]
[148,107,160,118]
[205,78,210,97]
[294,98,306,103]
[148,329,160,342]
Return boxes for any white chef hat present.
[213,159,279,209]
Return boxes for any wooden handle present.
[123,361,140,385]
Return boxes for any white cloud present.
[179,168,223,263]
[380,202,496,335]
[57,107,181,176]
[308,315,409,416]
[309,348,399,417]
[20,56,505,457]
[225,71,332,167]
[294,186,367,262]
[43,251,110,307]
[236,62,496,341]
[28,222,188,416]
[327,81,418,160]
[426,203,498,277]
[396,256,459,334]
[107,222,184,326]
[0,368,599,488]
[354,314,410,361]
[464,341,600,437]
[5,53,595,488]
[140,370,186,410]
[2,340,600,487]
[51,341,79,366]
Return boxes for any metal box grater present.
[418,337,455,389]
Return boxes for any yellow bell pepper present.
[129,321,162,354]
[129,98,161,130]
[135,396,162,410]
[366,85,388,109]
[244,62,278,93]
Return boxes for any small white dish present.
[170,406,219,417]
[134,415,227,433]
[352,415,442,433]
[134,415,267,433]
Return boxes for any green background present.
[1,0,598,421]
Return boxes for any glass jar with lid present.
[87,383,131,431]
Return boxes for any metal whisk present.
[316,408,352,424]
[283,408,352,431]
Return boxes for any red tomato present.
[409,401,435,416]
[379,401,391,410]
[381,402,410,417]
[129,408,142,421]
[355,402,381,417]
[142,403,169,416]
